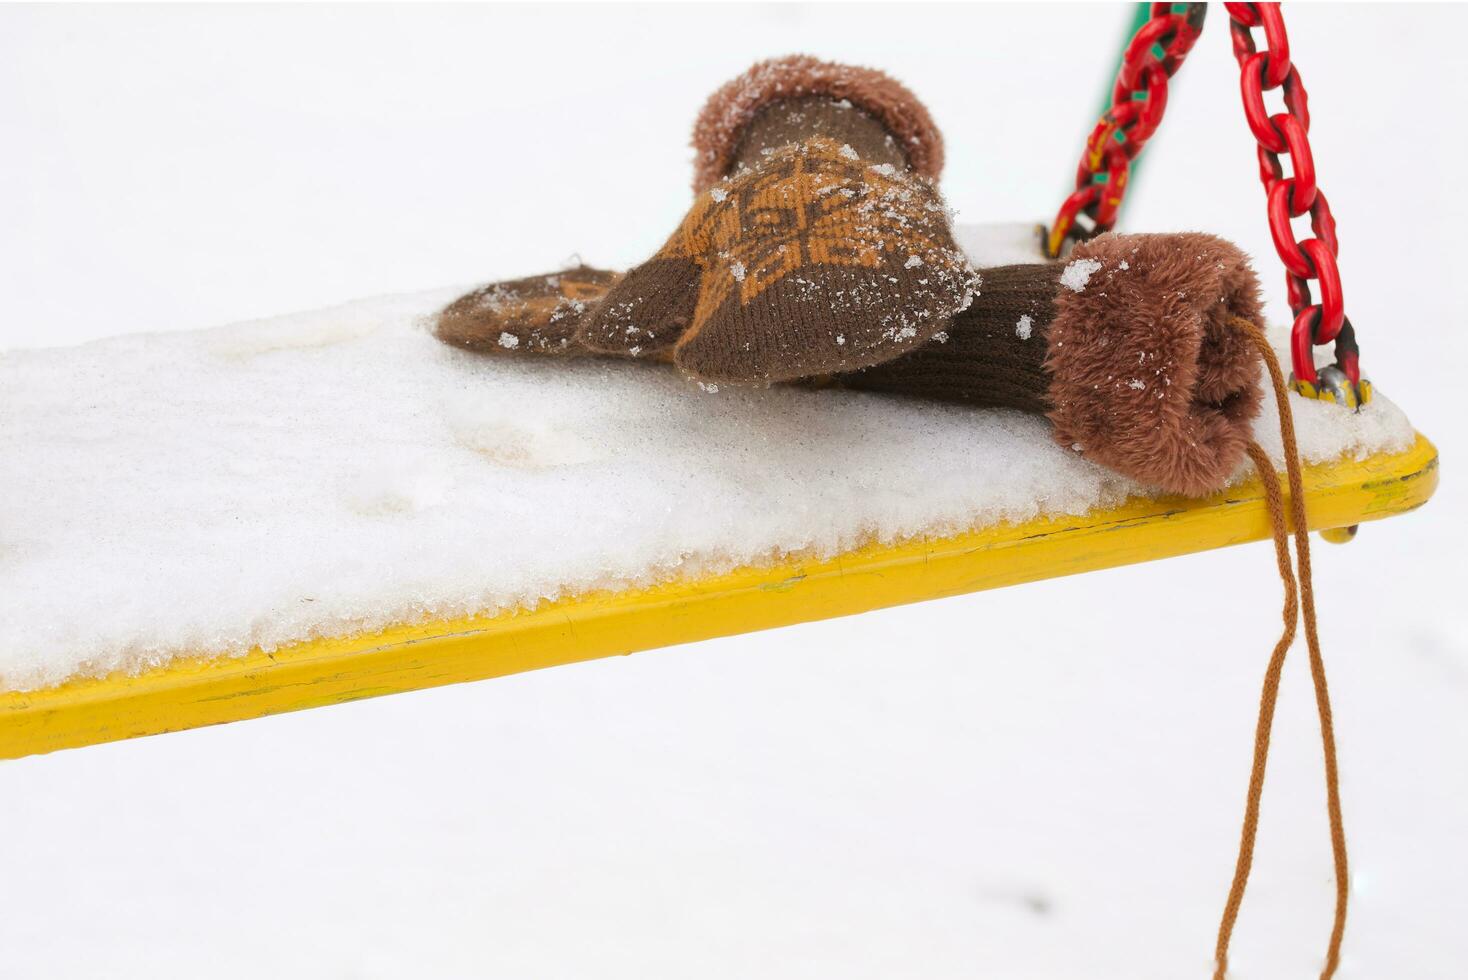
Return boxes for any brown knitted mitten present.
[659,57,969,383]
[578,134,976,382]
[578,53,975,383]
[436,266,619,356]
[436,54,966,376]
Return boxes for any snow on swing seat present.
[0,224,1435,758]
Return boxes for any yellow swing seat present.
[0,432,1436,761]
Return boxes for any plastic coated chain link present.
[1046,3,1208,259]
[1226,2,1369,406]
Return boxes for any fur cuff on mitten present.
[690,55,945,194]
[842,233,1264,496]
[1045,233,1264,497]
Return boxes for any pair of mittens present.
[436,231,1270,500]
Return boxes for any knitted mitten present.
[579,136,975,381]
[577,57,975,383]
[436,265,620,357]
[437,55,968,373]
[837,233,1265,497]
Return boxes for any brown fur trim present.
[690,55,943,194]
[1044,233,1265,498]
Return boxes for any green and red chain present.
[1048,2,1370,408]
[1045,3,1206,259]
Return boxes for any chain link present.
[1226,2,1367,404]
[1048,3,1369,407]
[1046,3,1208,259]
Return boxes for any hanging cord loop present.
[1212,316,1349,980]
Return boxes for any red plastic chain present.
[1046,3,1208,259]
[1049,3,1368,404]
[1226,2,1366,400]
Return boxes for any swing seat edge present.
[0,432,1437,762]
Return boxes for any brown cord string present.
[1212,317,1349,979]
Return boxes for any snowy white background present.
[1,4,1464,978]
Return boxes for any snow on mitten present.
[436,265,619,356]
[577,56,977,383]
[838,233,1266,497]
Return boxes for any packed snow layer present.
[0,227,1416,690]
